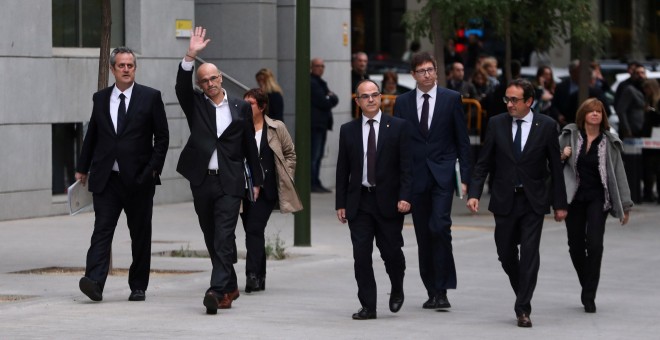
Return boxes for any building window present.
[52,0,125,48]
[52,123,84,195]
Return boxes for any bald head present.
[196,62,224,103]
[311,58,325,77]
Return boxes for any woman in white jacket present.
[558,98,633,313]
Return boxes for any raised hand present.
[186,26,211,60]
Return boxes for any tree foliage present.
[403,0,610,84]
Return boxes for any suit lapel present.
[376,115,389,160]
[353,119,365,171]
[406,92,422,135]
[504,114,516,160]
[428,88,442,133]
[121,83,141,133]
[521,113,541,158]
[100,87,115,135]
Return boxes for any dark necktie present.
[513,119,523,160]
[420,94,430,137]
[117,93,126,134]
[367,119,376,186]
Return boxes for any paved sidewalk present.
[1,193,659,339]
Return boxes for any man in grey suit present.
[336,79,412,320]
[467,79,568,328]
[393,52,471,310]
[176,26,262,315]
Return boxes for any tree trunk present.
[430,7,446,87]
[98,0,113,273]
[504,17,512,83]
[630,0,648,61]
[578,46,591,106]
[98,0,111,91]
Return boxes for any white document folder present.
[67,180,93,215]
[455,159,464,200]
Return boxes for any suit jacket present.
[175,64,262,195]
[311,74,338,130]
[77,83,169,193]
[393,87,471,194]
[263,116,302,213]
[468,111,568,215]
[335,114,412,220]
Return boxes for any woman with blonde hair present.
[558,98,633,313]
[256,68,285,121]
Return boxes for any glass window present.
[52,0,124,48]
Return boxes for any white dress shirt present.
[416,84,437,131]
[361,111,382,187]
[111,84,134,172]
[512,111,533,153]
[181,58,232,170]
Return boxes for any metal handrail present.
[190,56,250,94]
[350,94,484,135]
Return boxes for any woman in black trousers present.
[559,98,633,313]
[241,88,302,292]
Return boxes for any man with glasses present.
[393,52,471,311]
[467,79,567,327]
[311,57,339,193]
[336,79,412,320]
[175,26,263,315]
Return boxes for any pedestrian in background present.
[559,98,632,313]
[255,68,285,122]
[241,88,302,293]
[641,79,660,203]
[310,58,339,193]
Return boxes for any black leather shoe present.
[422,296,438,309]
[79,277,102,302]
[422,294,451,309]
[259,276,266,291]
[435,294,451,309]
[517,313,532,327]
[203,291,220,315]
[352,307,377,320]
[245,274,261,293]
[128,289,146,301]
[584,300,597,313]
[389,292,404,313]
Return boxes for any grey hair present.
[110,47,137,67]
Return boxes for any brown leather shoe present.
[219,289,240,309]
[517,313,532,328]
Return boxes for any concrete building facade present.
[0,0,351,221]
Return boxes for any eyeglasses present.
[312,64,325,68]
[414,68,436,76]
[502,96,526,104]
[358,92,381,100]
[198,75,221,85]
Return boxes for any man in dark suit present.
[467,79,568,327]
[76,47,169,302]
[393,52,471,310]
[336,79,412,320]
[175,26,262,315]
